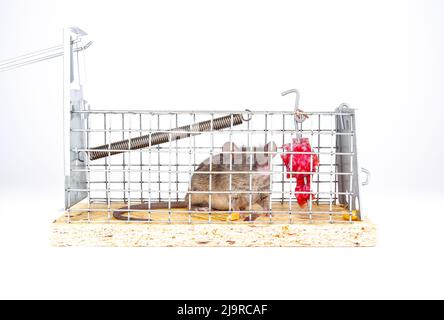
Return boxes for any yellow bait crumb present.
[343,210,359,221]
[192,212,241,221]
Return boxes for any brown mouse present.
[113,141,277,222]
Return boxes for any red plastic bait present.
[281,138,319,207]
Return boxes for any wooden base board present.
[51,202,377,247]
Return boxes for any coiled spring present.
[90,113,246,161]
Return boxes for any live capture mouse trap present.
[1,28,376,247]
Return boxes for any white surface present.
[0,0,443,299]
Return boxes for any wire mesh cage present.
[65,106,364,224]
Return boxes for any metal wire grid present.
[66,110,356,223]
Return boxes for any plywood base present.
[51,202,376,247]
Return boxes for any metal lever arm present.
[0,40,92,73]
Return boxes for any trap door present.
[335,105,362,219]
[64,28,89,209]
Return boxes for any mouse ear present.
[221,142,241,165]
[265,141,277,158]
[222,142,240,153]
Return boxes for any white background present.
[0,0,443,299]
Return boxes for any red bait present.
[281,138,319,207]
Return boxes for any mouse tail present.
[113,201,187,221]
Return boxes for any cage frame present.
[62,27,371,225]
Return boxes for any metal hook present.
[282,89,306,140]
[361,168,370,186]
[281,89,300,110]
[242,109,253,122]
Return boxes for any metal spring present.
[90,113,245,161]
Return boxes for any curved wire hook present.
[281,89,307,140]
[242,109,253,122]
[281,89,300,110]
[361,168,371,186]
